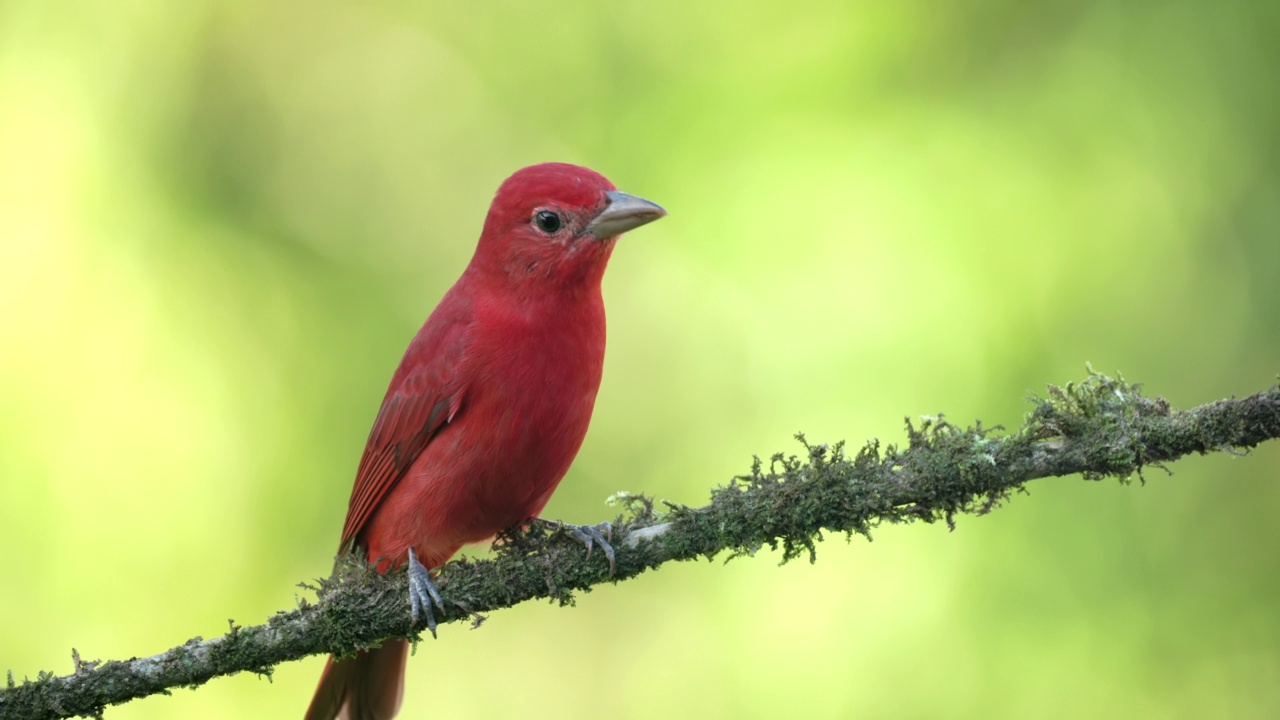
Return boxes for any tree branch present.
[4,371,1278,720]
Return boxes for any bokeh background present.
[2,0,1278,717]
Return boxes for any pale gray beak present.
[584,190,666,239]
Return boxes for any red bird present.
[305,163,665,720]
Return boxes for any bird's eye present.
[533,210,563,234]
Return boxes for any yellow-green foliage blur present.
[2,1,1278,718]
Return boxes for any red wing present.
[339,310,470,551]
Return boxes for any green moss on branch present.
[3,371,1278,720]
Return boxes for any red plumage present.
[305,163,664,720]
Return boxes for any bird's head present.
[471,163,665,291]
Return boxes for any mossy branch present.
[4,371,1279,720]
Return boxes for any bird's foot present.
[407,549,445,638]
[538,519,616,575]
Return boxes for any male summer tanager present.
[305,163,665,720]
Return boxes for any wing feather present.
[338,305,470,550]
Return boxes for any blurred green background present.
[2,0,1278,717]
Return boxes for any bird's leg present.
[536,519,616,575]
[407,548,446,638]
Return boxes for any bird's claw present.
[542,520,616,575]
[407,549,445,638]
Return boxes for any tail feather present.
[304,640,409,720]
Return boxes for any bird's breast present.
[398,295,607,553]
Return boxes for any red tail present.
[304,640,408,720]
